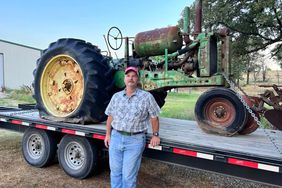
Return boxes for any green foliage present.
[160,91,200,120]
[7,89,34,103]
[230,54,247,82]
[0,87,35,107]
[260,117,273,129]
[203,0,281,54]
[188,0,282,80]
[272,43,282,68]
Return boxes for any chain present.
[221,73,282,157]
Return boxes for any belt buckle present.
[124,132,132,136]
[118,131,131,136]
[117,130,143,136]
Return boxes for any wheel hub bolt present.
[214,106,226,118]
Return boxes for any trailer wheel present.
[33,38,115,124]
[22,128,57,167]
[195,88,247,136]
[150,90,167,108]
[58,135,98,179]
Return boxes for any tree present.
[201,0,281,55]
[230,54,246,85]
[186,0,282,79]
[246,52,270,83]
[245,54,253,85]
[273,45,282,68]
[257,54,269,82]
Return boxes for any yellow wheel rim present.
[40,55,84,117]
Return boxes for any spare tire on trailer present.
[33,38,115,124]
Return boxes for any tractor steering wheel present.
[107,26,123,50]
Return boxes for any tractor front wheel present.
[195,88,247,136]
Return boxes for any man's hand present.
[104,134,111,148]
[105,115,113,148]
[150,136,160,147]
[150,117,160,147]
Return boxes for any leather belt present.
[115,130,145,136]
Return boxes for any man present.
[104,66,160,188]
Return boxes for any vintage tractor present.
[32,0,281,136]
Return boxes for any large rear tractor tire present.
[194,88,247,136]
[150,90,167,108]
[33,38,115,124]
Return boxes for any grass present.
[0,130,22,150]
[0,87,35,107]
[160,91,200,120]
[7,87,35,103]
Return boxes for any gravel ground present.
[0,130,279,188]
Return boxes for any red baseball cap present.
[125,66,139,76]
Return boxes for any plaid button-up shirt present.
[105,88,160,133]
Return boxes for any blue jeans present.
[109,129,146,188]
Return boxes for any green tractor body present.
[113,30,229,90]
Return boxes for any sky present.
[0,0,193,58]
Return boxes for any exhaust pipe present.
[194,0,202,34]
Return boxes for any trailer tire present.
[33,38,115,124]
[58,135,98,179]
[22,128,57,167]
[195,87,247,136]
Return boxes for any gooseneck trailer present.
[0,105,281,186]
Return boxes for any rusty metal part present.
[169,42,198,75]
[219,36,231,76]
[258,84,282,110]
[238,96,259,135]
[238,116,259,135]
[264,109,282,131]
[217,27,230,37]
[204,98,235,127]
[182,63,195,75]
[194,0,202,34]
[258,84,282,87]
[124,37,129,65]
[248,96,266,114]
[134,26,183,57]
[40,55,84,117]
